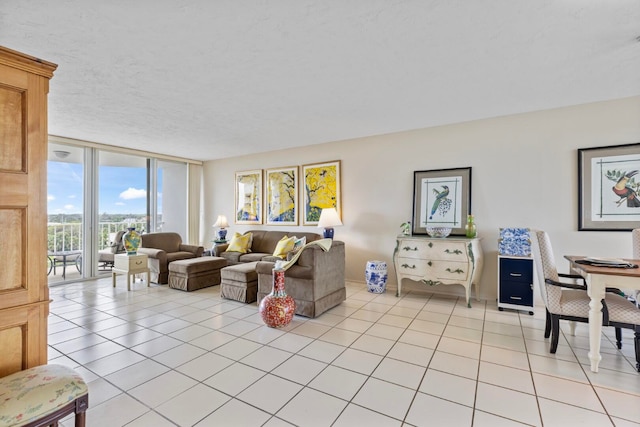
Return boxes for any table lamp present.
[317,208,342,239]
[213,215,229,241]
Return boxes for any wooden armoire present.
[0,46,57,377]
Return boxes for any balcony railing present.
[47,221,147,252]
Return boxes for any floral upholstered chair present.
[0,364,88,426]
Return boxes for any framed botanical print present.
[235,169,262,224]
[302,160,341,225]
[579,143,640,231]
[412,167,472,235]
[265,166,298,225]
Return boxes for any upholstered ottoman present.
[168,257,227,291]
[0,364,88,427]
[220,261,259,303]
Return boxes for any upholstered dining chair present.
[531,230,640,371]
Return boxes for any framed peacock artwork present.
[412,167,472,236]
[578,142,640,231]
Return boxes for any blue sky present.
[47,161,155,215]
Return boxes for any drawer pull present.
[510,296,522,300]
[428,242,433,248]
[401,263,416,270]
[402,246,418,252]
[444,249,462,255]
[509,273,522,277]
[427,261,432,267]
[446,268,464,274]
[135,261,143,266]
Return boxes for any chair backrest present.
[632,229,640,258]
[140,232,183,253]
[530,230,562,314]
[113,230,126,254]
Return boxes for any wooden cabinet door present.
[0,46,56,374]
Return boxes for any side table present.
[210,240,227,256]
[112,254,150,291]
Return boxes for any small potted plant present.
[400,221,411,236]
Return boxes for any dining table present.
[564,255,640,372]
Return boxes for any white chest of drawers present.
[393,236,483,307]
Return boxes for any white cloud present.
[68,194,76,199]
[115,202,125,206]
[120,187,146,200]
[47,194,55,201]
[64,204,74,210]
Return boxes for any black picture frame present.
[578,142,640,231]
[412,167,472,235]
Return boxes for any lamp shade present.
[317,208,342,228]
[213,215,229,228]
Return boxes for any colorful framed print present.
[265,166,298,225]
[412,167,472,235]
[235,169,262,224]
[302,160,341,225]
[578,142,640,231]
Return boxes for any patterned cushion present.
[606,293,640,324]
[291,236,306,254]
[558,289,591,317]
[558,289,640,323]
[0,364,88,426]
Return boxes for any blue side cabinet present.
[498,256,534,315]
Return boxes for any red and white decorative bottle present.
[259,268,296,328]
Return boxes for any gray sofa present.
[138,232,204,284]
[214,230,346,318]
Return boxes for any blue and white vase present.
[123,227,141,255]
[366,261,388,293]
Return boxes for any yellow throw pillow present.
[272,235,296,259]
[226,232,253,254]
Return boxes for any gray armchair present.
[138,232,204,283]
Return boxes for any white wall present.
[203,96,640,301]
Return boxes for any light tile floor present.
[48,278,640,427]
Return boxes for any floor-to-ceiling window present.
[47,144,85,284]
[97,151,148,277]
[47,140,191,285]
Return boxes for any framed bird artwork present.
[579,142,640,231]
[412,167,472,236]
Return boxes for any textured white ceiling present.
[1,1,639,161]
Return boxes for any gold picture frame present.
[265,166,298,225]
[302,160,341,225]
[235,169,262,224]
